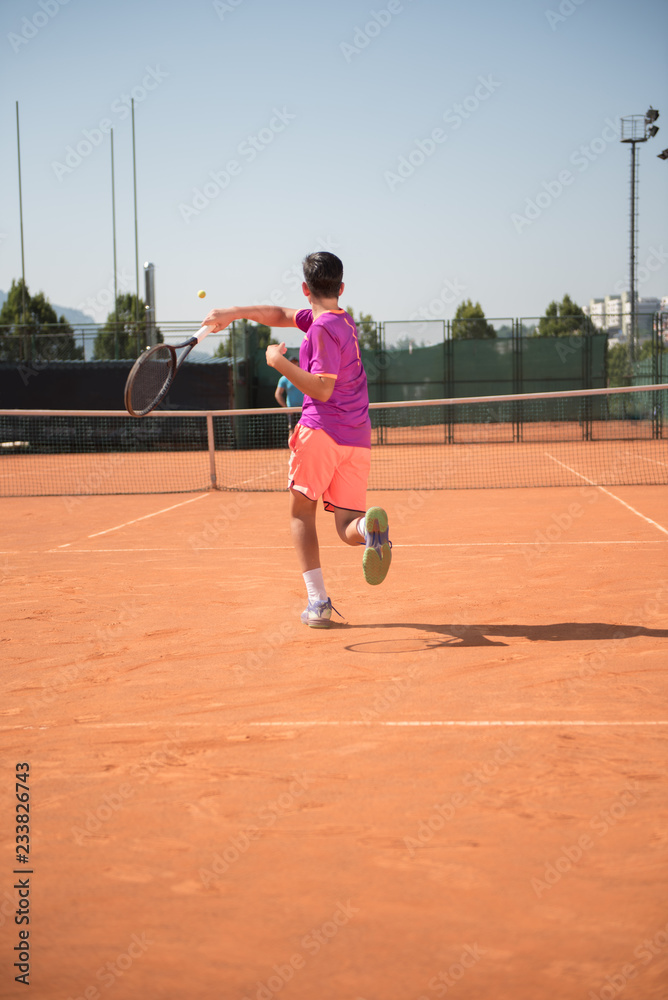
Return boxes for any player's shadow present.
[341,622,668,652]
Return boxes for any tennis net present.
[0,384,665,497]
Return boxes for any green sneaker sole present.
[365,506,388,534]
[363,541,392,585]
[363,506,391,585]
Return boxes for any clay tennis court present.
[2,470,668,1000]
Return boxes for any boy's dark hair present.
[302,252,343,300]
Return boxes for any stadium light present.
[620,106,660,361]
[658,149,668,160]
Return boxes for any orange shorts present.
[288,424,370,513]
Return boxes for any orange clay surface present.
[1,486,668,1000]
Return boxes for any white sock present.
[303,568,327,604]
[356,516,366,540]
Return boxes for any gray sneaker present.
[300,598,344,629]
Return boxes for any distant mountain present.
[0,289,95,326]
[50,304,96,326]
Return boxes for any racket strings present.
[128,346,174,415]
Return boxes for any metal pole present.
[144,261,156,346]
[131,98,140,326]
[206,413,217,488]
[111,128,119,359]
[15,102,26,323]
[629,142,637,364]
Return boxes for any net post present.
[511,319,524,441]
[206,413,217,488]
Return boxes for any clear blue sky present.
[1,0,666,348]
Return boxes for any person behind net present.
[275,357,304,437]
[202,250,392,628]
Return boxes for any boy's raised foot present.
[362,506,392,586]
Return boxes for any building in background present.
[585,292,663,346]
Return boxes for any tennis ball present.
[198,289,206,298]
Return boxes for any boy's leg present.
[333,508,366,546]
[290,487,320,571]
[290,488,336,628]
[326,451,392,587]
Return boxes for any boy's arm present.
[202,305,298,333]
[266,344,335,403]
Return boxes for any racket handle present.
[194,325,211,344]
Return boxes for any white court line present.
[624,449,668,470]
[3,719,668,732]
[253,720,668,727]
[232,471,284,487]
[51,494,211,549]
[545,454,668,537]
[5,540,666,557]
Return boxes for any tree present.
[607,343,631,386]
[0,278,83,361]
[93,293,162,360]
[212,321,276,357]
[608,339,665,386]
[451,300,496,339]
[536,294,594,337]
[346,306,380,350]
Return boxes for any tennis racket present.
[124,325,211,416]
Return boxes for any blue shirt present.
[278,374,304,408]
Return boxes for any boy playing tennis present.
[202,251,391,628]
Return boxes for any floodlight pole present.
[629,140,638,362]
[620,108,659,364]
[131,98,140,325]
[110,128,119,356]
[15,102,26,323]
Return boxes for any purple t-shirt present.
[295,308,371,448]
